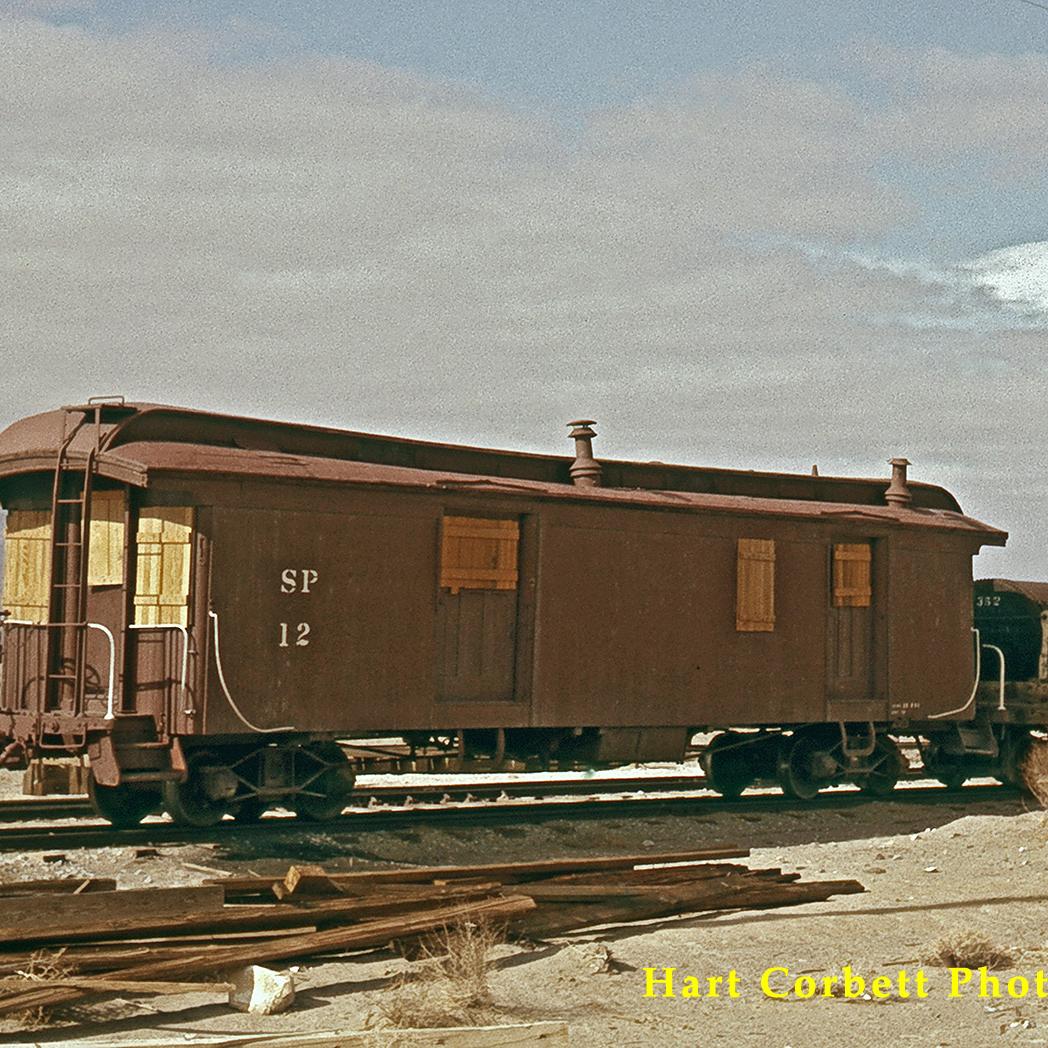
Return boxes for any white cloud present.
[968,241,1048,314]
[0,15,1045,577]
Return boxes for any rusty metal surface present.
[15,438,1000,544]
[0,403,969,512]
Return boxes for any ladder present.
[40,407,103,734]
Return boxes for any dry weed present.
[1021,739,1048,808]
[375,920,503,1030]
[924,933,1016,970]
[5,950,74,1029]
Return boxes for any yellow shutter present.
[440,516,519,594]
[736,538,775,632]
[1,510,52,623]
[134,507,193,626]
[87,490,126,587]
[833,542,872,607]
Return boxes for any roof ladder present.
[40,407,104,735]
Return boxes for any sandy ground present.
[1,773,1046,1047]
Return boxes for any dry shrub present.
[1021,739,1048,807]
[924,933,1016,970]
[5,950,74,1029]
[376,920,502,1030]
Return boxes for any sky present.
[1,0,1046,577]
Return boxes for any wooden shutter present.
[134,508,193,626]
[87,490,126,587]
[833,542,872,607]
[736,538,775,632]
[440,516,519,594]
[1,510,52,623]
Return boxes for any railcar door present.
[436,515,520,702]
[826,541,876,707]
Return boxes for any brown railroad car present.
[0,400,1031,824]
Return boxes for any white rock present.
[228,965,296,1015]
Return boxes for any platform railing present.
[0,620,115,718]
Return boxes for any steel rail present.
[0,766,937,822]
[0,781,1021,854]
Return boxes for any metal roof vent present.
[885,456,912,507]
[567,419,602,487]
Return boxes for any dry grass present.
[6,950,74,1030]
[375,920,503,1030]
[1021,739,1048,808]
[924,933,1016,970]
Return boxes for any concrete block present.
[228,964,296,1015]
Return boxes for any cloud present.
[967,241,1048,314]
[0,15,1045,577]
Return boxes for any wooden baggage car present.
[0,400,1027,823]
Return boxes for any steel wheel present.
[701,732,753,799]
[88,776,160,828]
[294,742,355,821]
[859,737,903,796]
[163,751,231,827]
[777,735,833,800]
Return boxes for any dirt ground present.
[2,773,1047,1047]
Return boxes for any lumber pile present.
[0,847,862,1020]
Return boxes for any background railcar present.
[0,401,1022,823]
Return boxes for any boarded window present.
[1,510,52,623]
[134,507,193,626]
[736,538,775,632]
[832,542,872,607]
[440,516,519,594]
[87,490,126,587]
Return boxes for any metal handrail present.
[2,619,115,718]
[129,623,193,715]
[982,642,1006,712]
[209,610,293,733]
[927,627,981,720]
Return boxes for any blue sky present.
[51,1,1048,105]
[2,0,1047,574]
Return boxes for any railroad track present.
[0,780,1023,854]
[0,765,939,823]
[0,771,715,823]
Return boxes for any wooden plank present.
[88,490,126,586]
[51,1022,568,1048]
[518,877,865,937]
[0,894,537,1016]
[0,882,502,948]
[223,848,751,890]
[282,864,341,897]
[0,885,223,936]
[0,975,231,995]
[0,877,117,897]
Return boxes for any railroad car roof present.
[976,579,1048,604]
[0,402,1006,543]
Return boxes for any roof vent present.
[567,419,602,488]
[885,456,912,507]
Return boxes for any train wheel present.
[777,734,835,800]
[701,732,753,798]
[88,776,160,828]
[295,742,355,821]
[163,751,231,827]
[858,737,903,796]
